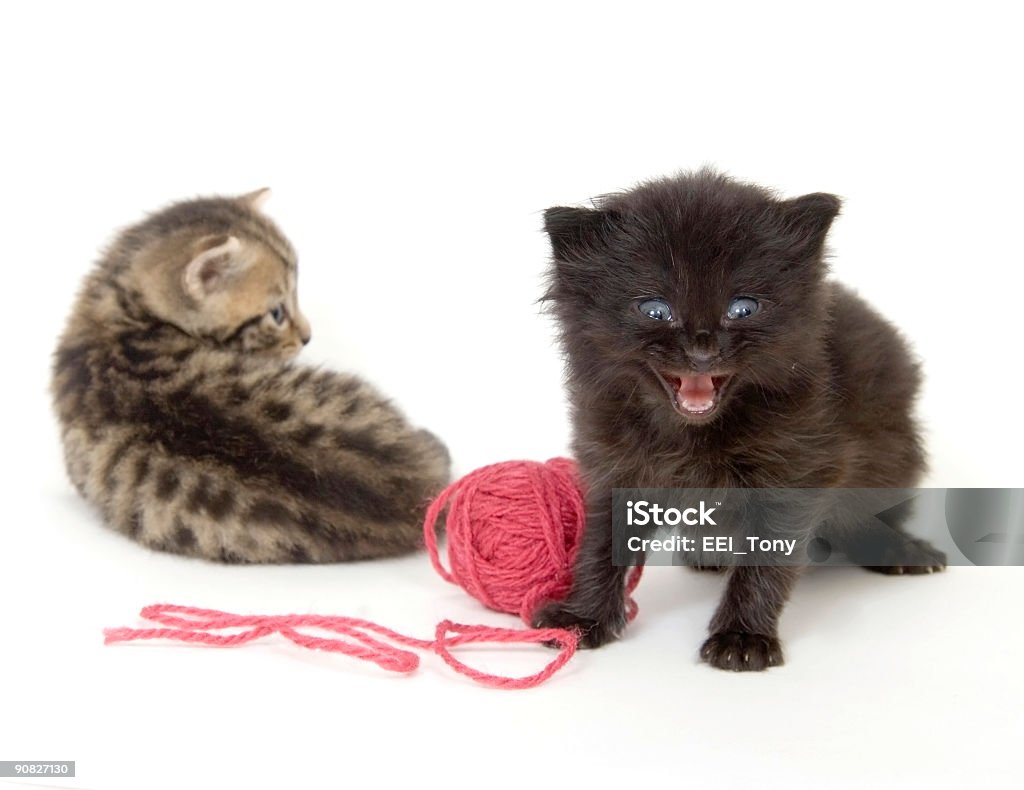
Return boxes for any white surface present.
[2,2,1022,788]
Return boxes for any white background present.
[2,2,1022,788]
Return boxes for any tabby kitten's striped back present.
[52,190,451,563]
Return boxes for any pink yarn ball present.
[423,458,586,625]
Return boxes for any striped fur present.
[52,191,451,563]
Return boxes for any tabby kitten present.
[534,169,945,670]
[52,189,450,563]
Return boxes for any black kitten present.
[534,169,945,671]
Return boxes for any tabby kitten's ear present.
[776,192,842,260]
[544,206,613,259]
[239,187,272,212]
[183,235,251,300]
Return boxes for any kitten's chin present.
[650,366,733,424]
[258,344,302,362]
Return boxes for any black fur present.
[534,169,945,670]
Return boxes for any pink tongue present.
[676,374,715,412]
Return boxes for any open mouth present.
[651,367,732,420]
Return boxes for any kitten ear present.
[544,206,611,259]
[182,235,249,300]
[777,193,842,258]
[239,187,271,212]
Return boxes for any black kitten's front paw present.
[531,602,625,649]
[859,536,947,575]
[700,631,783,671]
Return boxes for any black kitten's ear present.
[544,206,610,259]
[777,193,842,258]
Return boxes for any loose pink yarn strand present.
[103,604,579,689]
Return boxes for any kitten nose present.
[689,353,715,372]
[294,311,312,346]
[687,331,718,370]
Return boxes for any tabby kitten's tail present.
[52,189,451,563]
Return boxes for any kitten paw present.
[531,603,624,649]
[700,631,783,671]
[859,536,947,575]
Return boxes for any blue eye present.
[638,298,673,321]
[269,305,286,324]
[726,297,759,320]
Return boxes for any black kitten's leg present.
[532,504,630,648]
[822,496,946,574]
[700,565,799,671]
[839,520,946,575]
